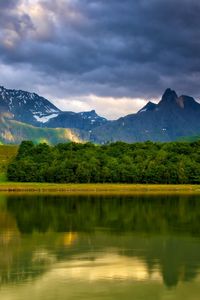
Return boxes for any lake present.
[0,193,200,299]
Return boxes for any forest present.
[7,140,200,184]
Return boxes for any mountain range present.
[0,86,200,144]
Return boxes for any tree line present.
[7,140,200,183]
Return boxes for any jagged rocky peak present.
[178,95,199,109]
[160,88,178,103]
[158,88,199,110]
[138,101,157,113]
[180,95,196,104]
[158,88,186,109]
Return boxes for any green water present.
[0,194,200,299]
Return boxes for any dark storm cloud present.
[1,0,200,100]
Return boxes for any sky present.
[0,0,200,119]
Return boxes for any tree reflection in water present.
[0,194,200,288]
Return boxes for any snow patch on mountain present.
[34,114,59,123]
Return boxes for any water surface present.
[0,193,200,299]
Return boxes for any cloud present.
[53,94,148,120]
[0,0,200,118]
[0,2,33,64]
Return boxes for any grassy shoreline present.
[1,182,200,194]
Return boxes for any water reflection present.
[0,193,200,299]
[6,194,200,235]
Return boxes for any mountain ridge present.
[91,88,200,143]
[1,86,200,144]
[0,86,108,131]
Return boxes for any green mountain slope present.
[0,114,88,145]
[178,135,200,142]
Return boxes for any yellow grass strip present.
[0,183,200,195]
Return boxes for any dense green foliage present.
[7,140,200,183]
[0,145,18,181]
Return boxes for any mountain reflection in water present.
[0,193,200,299]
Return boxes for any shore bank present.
[1,183,200,195]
